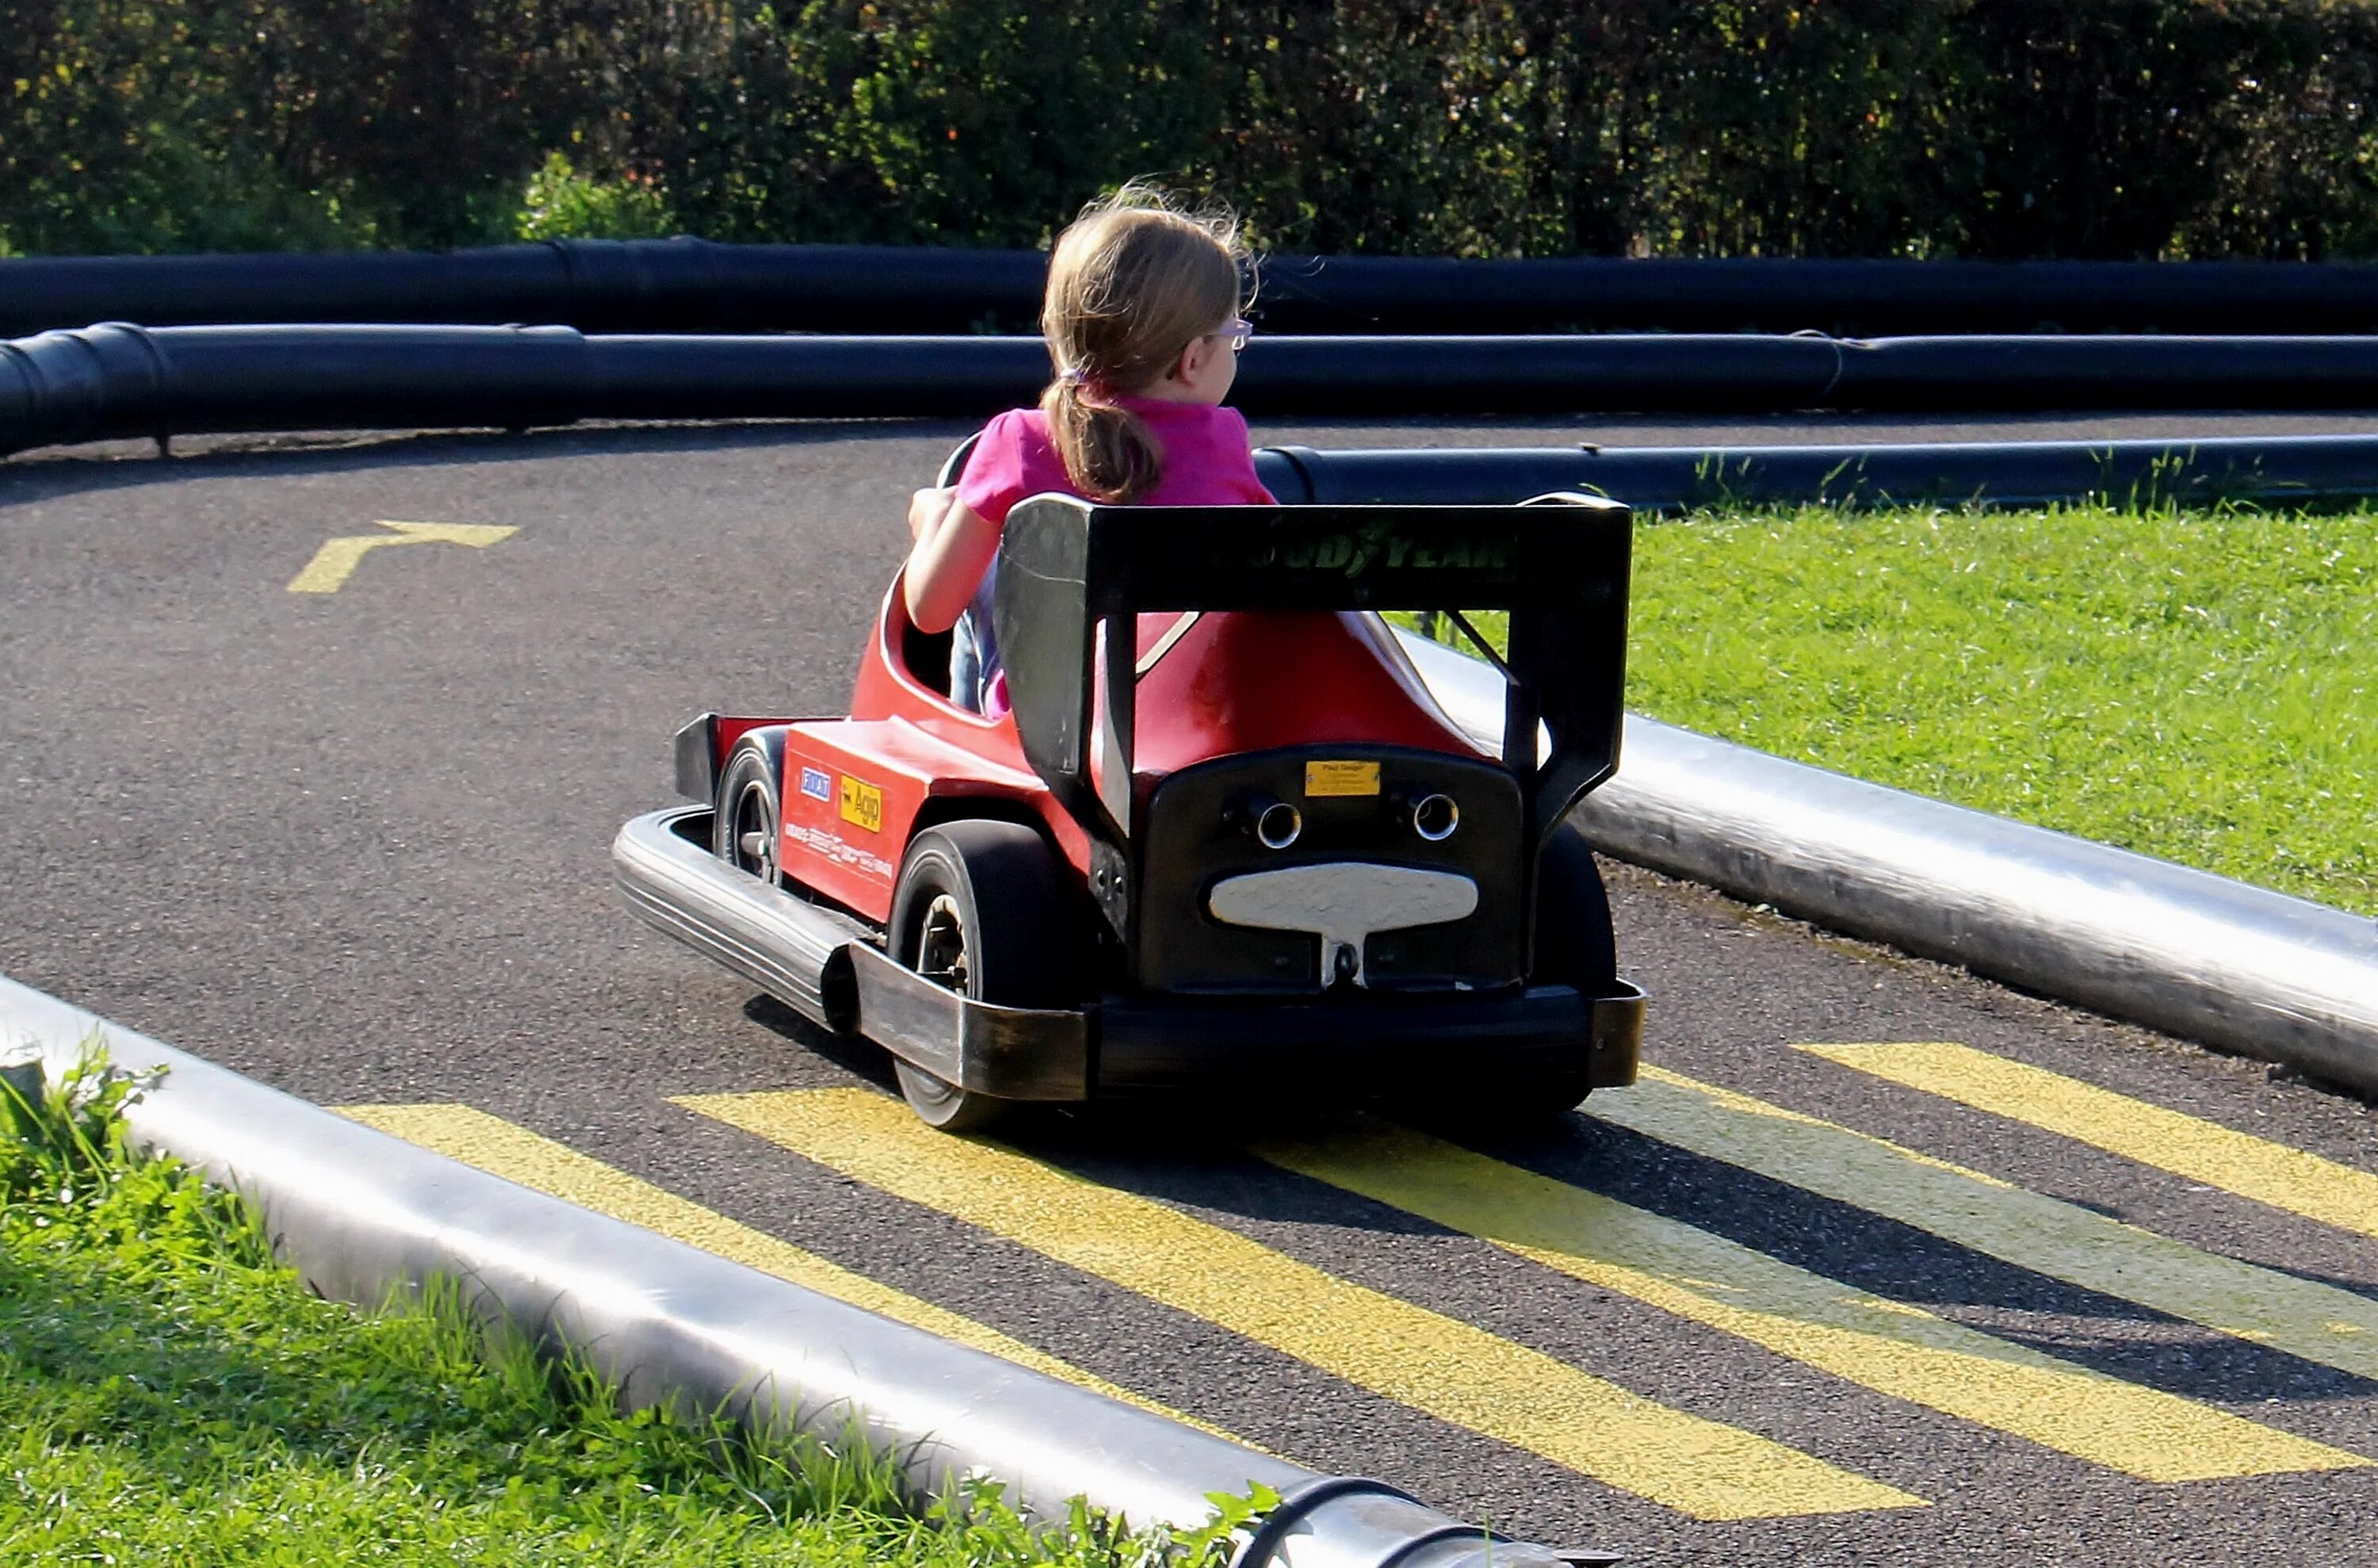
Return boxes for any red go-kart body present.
[617,492,1646,1130]
[756,597,1484,924]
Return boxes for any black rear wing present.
[991,494,1633,850]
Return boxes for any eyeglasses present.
[1215,317,1252,353]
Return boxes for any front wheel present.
[713,740,781,885]
[889,820,1084,1132]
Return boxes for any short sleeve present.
[1221,409,1277,503]
[954,410,1034,527]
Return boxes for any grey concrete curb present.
[1397,629,2378,1094]
[0,973,1600,1568]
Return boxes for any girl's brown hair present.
[1038,183,1247,503]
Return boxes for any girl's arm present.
[903,486,1000,633]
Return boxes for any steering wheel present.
[936,430,984,490]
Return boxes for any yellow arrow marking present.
[288,520,518,594]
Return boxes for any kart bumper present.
[1094,984,1644,1096]
[616,806,1644,1103]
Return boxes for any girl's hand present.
[909,484,959,541]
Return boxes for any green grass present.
[0,1058,1202,1567]
[1623,502,2377,915]
[1407,500,2378,916]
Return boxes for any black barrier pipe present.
[1240,334,1844,412]
[1255,254,2378,337]
[0,323,1052,450]
[1839,335,2378,410]
[13,323,2378,461]
[12,239,2378,337]
[1242,332,2378,413]
[1251,434,2378,511]
[589,334,1046,420]
[0,240,1052,340]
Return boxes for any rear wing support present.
[991,494,1634,851]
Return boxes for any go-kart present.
[614,480,1646,1130]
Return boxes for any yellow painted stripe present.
[679,1087,1926,1520]
[338,1103,1237,1440]
[1801,1041,2378,1242]
[1261,1121,2365,1482]
[1592,1069,2378,1380]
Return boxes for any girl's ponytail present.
[1038,183,1246,504]
[1039,375,1164,503]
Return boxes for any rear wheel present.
[713,742,781,885]
[889,820,1084,1132]
[1508,824,1621,1117]
[1531,823,1619,992]
[1398,828,1627,1122]
[1382,826,1619,1129]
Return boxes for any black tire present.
[889,820,1085,1132]
[713,741,781,885]
[1531,823,1619,992]
[1495,825,1622,1119]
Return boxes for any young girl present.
[904,185,1275,713]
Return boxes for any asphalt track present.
[10,408,2378,1563]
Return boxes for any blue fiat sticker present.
[798,766,833,802]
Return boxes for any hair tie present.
[1060,365,1088,387]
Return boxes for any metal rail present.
[1398,632,2378,1094]
[0,972,1613,1568]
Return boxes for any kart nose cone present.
[1207,862,1480,987]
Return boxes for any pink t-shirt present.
[948,398,1275,713]
[954,397,1276,525]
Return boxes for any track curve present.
[6,413,2378,1565]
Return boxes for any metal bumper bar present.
[613,807,1090,1100]
[1097,984,1643,1096]
[614,807,1640,1101]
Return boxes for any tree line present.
[6,0,2375,259]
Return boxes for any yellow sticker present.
[839,775,885,833]
[1304,760,1382,797]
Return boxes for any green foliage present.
[517,151,679,241]
[1621,499,2378,915]
[0,1042,1267,1564]
[1169,1481,1285,1568]
[0,0,599,253]
[9,1,2378,259]
[0,1050,159,1199]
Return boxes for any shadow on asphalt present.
[740,994,904,1096]
[756,991,2378,1410]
